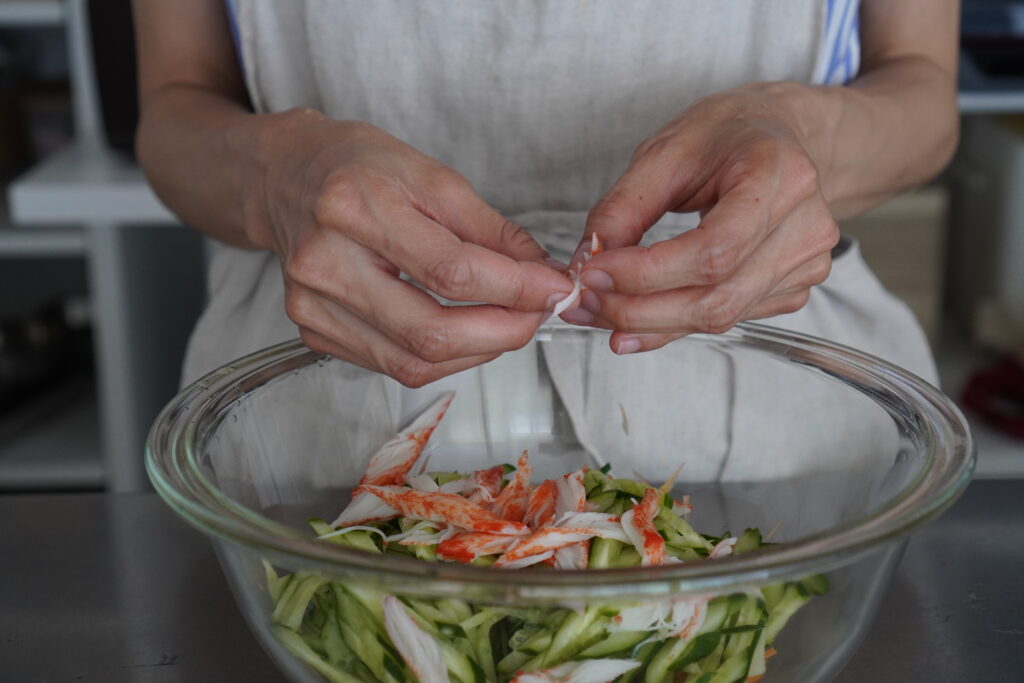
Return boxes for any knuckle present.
[782,290,811,314]
[634,134,672,161]
[498,218,538,253]
[808,255,832,285]
[422,255,478,300]
[313,174,366,229]
[426,167,471,197]
[698,291,743,334]
[283,286,316,326]
[387,354,435,389]
[409,324,455,363]
[602,299,636,332]
[587,189,644,241]
[697,243,740,284]
[817,219,841,252]
[782,147,819,198]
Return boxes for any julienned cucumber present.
[266,465,826,682]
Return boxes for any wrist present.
[232,107,331,250]
[736,81,844,186]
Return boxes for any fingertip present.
[614,336,642,355]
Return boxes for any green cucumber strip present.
[645,636,695,683]
[308,519,382,553]
[666,545,702,561]
[273,625,365,683]
[405,597,461,626]
[696,628,728,674]
[262,560,284,602]
[656,508,713,550]
[320,613,352,666]
[584,469,615,494]
[612,477,649,499]
[430,471,465,485]
[765,584,811,645]
[537,608,607,667]
[273,574,327,631]
[332,585,399,683]
[707,645,759,683]
[471,555,498,567]
[609,547,641,567]
[800,573,830,595]
[518,628,554,655]
[671,632,722,672]
[497,648,533,675]
[589,537,624,569]
[619,639,662,683]
[576,630,648,658]
[587,489,619,512]
[734,528,762,554]
[760,582,786,613]
[748,623,769,677]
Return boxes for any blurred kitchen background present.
[0,0,1022,493]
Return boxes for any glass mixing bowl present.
[147,324,973,683]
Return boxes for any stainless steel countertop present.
[1,480,1021,682]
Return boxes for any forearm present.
[136,85,300,249]
[756,56,957,220]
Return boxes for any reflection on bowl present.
[147,324,973,682]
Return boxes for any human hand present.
[562,84,840,354]
[247,111,575,386]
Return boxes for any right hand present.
[246,110,575,387]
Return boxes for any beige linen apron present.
[183,1,935,485]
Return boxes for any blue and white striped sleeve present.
[814,0,862,85]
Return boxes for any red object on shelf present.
[962,356,1024,441]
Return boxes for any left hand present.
[561,84,840,354]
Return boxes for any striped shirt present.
[815,0,862,85]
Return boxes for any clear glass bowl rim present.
[146,323,975,601]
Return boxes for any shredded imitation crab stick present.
[490,451,532,521]
[331,392,454,527]
[362,486,530,536]
[523,479,557,529]
[620,487,665,566]
[552,233,604,316]
[382,596,449,683]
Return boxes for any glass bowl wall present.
[147,324,973,682]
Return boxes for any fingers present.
[314,191,573,311]
[580,139,822,295]
[607,330,688,355]
[294,303,502,389]
[567,199,837,335]
[427,178,552,264]
[284,236,549,364]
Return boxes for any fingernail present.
[561,308,595,325]
[581,269,613,292]
[545,257,570,273]
[580,289,601,313]
[615,337,642,354]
